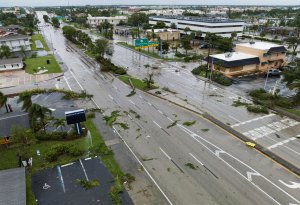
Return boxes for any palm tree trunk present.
[5,103,8,113]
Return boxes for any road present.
[24,11,300,205]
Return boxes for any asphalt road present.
[31,11,300,205]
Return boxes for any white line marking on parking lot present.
[61,162,74,167]
[0,113,28,121]
[139,95,143,99]
[79,159,89,181]
[167,117,174,122]
[55,84,59,89]
[160,147,171,160]
[108,94,113,100]
[63,76,72,91]
[129,100,135,105]
[148,102,152,106]
[268,137,297,149]
[231,114,275,128]
[57,166,66,193]
[112,126,173,205]
[113,85,118,90]
[85,157,91,161]
[153,121,162,129]
[189,153,203,166]
[158,110,163,114]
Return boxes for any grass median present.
[118,75,158,90]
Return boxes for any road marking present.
[79,159,89,181]
[129,100,135,105]
[279,180,300,189]
[177,124,300,205]
[228,115,241,123]
[139,95,143,99]
[69,70,84,90]
[63,76,72,91]
[268,137,297,149]
[112,126,173,205]
[167,117,174,122]
[231,114,275,128]
[215,150,225,157]
[108,94,113,100]
[146,135,151,138]
[148,102,152,106]
[113,85,118,90]
[128,114,133,120]
[160,147,171,160]
[158,110,163,114]
[189,153,203,166]
[153,121,162,129]
[57,166,66,193]
[61,162,74,167]
[85,157,91,161]
[91,98,101,109]
[55,83,59,89]
[247,171,261,182]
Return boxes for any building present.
[146,29,180,41]
[208,41,287,77]
[149,16,245,37]
[0,33,31,52]
[0,167,26,205]
[87,14,128,27]
[0,58,24,71]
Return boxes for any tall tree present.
[51,17,60,28]
[28,104,52,132]
[0,45,11,59]
[180,35,192,55]
[17,92,32,111]
[93,39,109,57]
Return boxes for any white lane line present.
[146,135,151,138]
[189,153,203,166]
[63,76,72,91]
[61,162,74,167]
[231,114,275,128]
[247,171,261,182]
[158,110,163,114]
[228,115,241,123]
[148,102,152,106]
[153,121,162,129]
[177,124,300,205]
[108,94,113,100]
[129,100,135,105]
[85,157,92,161]
[167,117,174,122]
[112,126,173,205]
[55,83,59,89]
[69,70,84,90]
[268,137,297,149]
[113,85,118,90]
[91,98,100,109]
[79,159,89,181]
[160,147,171,160]
[57,166,66,193]
[139,95,143,99]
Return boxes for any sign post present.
[65,109,86,135]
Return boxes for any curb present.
[143,90,300,177]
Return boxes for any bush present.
[35,131,68,141]
[95,55,126,75]
[44,143,85,162]
[246,105,269,114]
[212,73,232,86]
[86,112,96,119]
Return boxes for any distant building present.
[0,58,24,71]
[208,41,288,77]
[87,14,128,27]
[146,29,180,41]
[149,16,245,37]
[0,33,31,52]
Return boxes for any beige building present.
[208,42,287,77]
[86,14,128,28]
[147,29,180,41]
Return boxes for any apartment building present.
[149,16,245,37]
[208,42,287,77]
[0,33,31,52]
[87,14,128,27]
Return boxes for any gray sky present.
[0,0,299,7]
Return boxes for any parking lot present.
[32,157,133,205]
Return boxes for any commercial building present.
[0,33,31,52]
[208,41,287,77]
[146,29,180,41]
[0,58,24,71]
[87,14,128,27]
[149,16,245,37]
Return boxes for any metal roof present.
[0,58,23,65]
[0,167,26,205]
[207,55,260,68]
[0,34,30,41]
[149,16,244,24]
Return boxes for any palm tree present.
[20,46,26,58]
[28,104,52,132]
[53,118,66,132]
[0,45,10,59]
[0,91,8,113]
[17,92,32,111]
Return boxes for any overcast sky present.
[0,0,299,7]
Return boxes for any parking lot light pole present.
[264,68,270,91]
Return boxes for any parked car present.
[264,69,282,77]
[199,44,209,49]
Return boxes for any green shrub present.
[246,105,269,114]
[183,120,196,126]
[68,145,85,157]
[95,55,126,75]
[86,112,96,119]
[44,143,85,162]
[76,179,100,190]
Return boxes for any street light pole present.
[264,68,270,91]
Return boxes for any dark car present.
[199,44,209,49]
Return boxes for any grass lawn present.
[24,55,62,74]
[30,34,50,51]
[285,108,300,117]
[119,75,158,90]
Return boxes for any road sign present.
[134,38,159,49]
